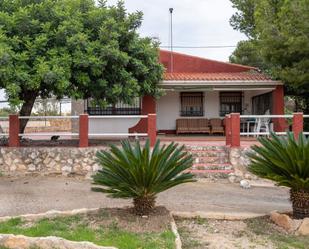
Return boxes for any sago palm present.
[92,139,195,215]
[247,133,309,219]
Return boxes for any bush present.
[248,133,309,219]
[92,140,195,215]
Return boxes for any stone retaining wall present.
[0,147,105,178]
[0,146,253,178]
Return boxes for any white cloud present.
[105,0,247,61]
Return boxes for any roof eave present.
[160,80,283,87]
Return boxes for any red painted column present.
[272,85,285,132]
[147,114,157,147]
[129,95,156,133]
[79,114,89,148]
[292,113,303,140]
[9,114,20,147]
[225,115,231,146]
[230,113,240,147]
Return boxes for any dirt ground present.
[0,176,291,217]
[80,207,172,233]
[175,216,309,249]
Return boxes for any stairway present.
[185,145,233,178]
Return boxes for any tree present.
[229,40,268,70]
[229,0,309,114]
[230,0,256,39]
[92,140,195,215]
[0,0,164,132]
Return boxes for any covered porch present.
[156,79,284,135]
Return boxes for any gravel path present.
[0,176,291,217]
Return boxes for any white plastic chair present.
[254,110,271,136]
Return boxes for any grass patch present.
[0,210,175,249]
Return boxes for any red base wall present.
[129,95,156,133]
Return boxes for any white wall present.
[157,90,222,131]
[89,118,141,135]
[157,89,274,131]
[157,91,180,131]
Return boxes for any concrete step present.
[189,169,234,178]
[192,163,233,171]
[190,169,234,174]
[192,156,229,164]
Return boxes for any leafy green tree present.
[230,0,309,115]
[0,0,163,132]
[248,133,309,219]
[92,140,195,215]
[229,40,267,70]
[230,0,256,39]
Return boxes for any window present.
[252,92,272,115]
[85,98,141,115]
[180,92,204,116]
[220,92,243,116]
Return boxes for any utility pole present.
[169,7,174,73]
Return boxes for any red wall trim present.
[129,95,156,133]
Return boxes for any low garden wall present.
[0,147,105,178]
[0,146,253,178]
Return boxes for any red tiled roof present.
[164,72,272,81]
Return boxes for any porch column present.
[128,95,156,134]
[292,113,303,139]
[230,113,240,147]
[272,85,285,132]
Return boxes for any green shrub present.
[92,140,195,215]
[248,133,309,219]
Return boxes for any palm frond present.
[92,139,196,199]
[247,132,309,190]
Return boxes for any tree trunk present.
[290,189,309,219]
[133,196,156,216]
[19,91,38,134]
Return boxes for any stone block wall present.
[0,147,106,178]
[0,146,253,179]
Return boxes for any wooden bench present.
[176,118,225,135]
[176,118,211,135]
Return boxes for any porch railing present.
[225,113,309,147]
[2,114,156,148]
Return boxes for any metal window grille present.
[85,98,141,115]
[219,92,243,116]
[180,92,204,117]
[252,92,272,115]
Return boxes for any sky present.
[105,0,247,62]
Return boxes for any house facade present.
[71,50,285,135]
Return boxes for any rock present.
[244,173,253,180]
[240,180,250,189]
[228,175,237,183]
[28,164,36,172]
[296,218,309,236]
[0,234,116,249]
[270,211,294,231]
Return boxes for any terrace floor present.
[1,133,261,147]
[158,135,260,147]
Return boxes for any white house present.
[71,50,285,135]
